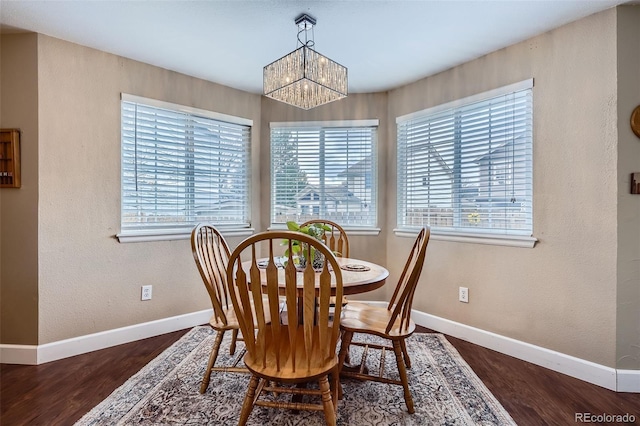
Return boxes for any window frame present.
[395,79,537,248]
[117,94,254,243]
[269,120,380,235]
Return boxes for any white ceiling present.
[0,0,632,94]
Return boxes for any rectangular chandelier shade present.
[263,45,348,110]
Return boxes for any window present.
[396,79,534,245]
[270,120,378,229]
[118,94,252,242]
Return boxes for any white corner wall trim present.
[617,370,640,393]
[0,344,38,365]
[0,309,212,365]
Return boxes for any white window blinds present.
[397,80,533,236]
[121,95,251,234]
[270,121,378,228]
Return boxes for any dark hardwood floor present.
[1,326,639,425]
[1,329,190,426]
[442,332,640,425]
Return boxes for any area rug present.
[75,326,516,425]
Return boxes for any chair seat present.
[341,302,416,338]
[244,325,339,382]
[209,296,271,330]
[209,306,239,330]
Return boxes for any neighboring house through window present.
[118,94,252,242]
[270,120,378,229]
[396,79,535,246]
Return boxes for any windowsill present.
[116,227,255,243]
[268,224,381,236]
[393,228,537,248]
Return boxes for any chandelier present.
[263,14,348,110]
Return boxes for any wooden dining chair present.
[337,226,430,414]
[191,224,270,394]
[301,219,350,308]
[301,219,350,258]
[227,231,344,426]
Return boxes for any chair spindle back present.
[227,231,344,372]
[301,219,350,258]
[191,224,232,327]
[385,227,430,334]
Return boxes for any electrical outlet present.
[458,287,469,303]
[141,285,152,301]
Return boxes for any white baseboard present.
[409,309,618,391]
[617,369,640,393]
[1,304,638,393]
[0,309,212,365]
[0,344,39,365]
[356,301,637,393]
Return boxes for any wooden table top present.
[242,257,389,296]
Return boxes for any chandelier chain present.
[297,21,315,49]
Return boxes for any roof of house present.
[337,156,371,178]
[295,184,362,204]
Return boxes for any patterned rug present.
[76,326,516,425]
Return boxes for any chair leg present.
[340,330,351,365]
[400,338,411,369]
[330,365,340,410]
[230,328,239,355]
[392,340,415,414]
[238,375,259,426]
[336,372,344,402]
[337,330,354,400]
[200,329,225,394]
[319,375,337,426]
[253,378,268,404]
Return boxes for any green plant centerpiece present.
[284,221,332,270]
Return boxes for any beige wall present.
[616,5,640,370]
[388,9,619,366]
[33,35,261,343]
[0,34,39,345]
[0,6,637,370]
